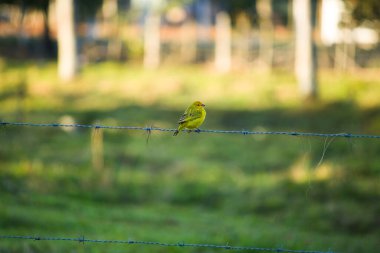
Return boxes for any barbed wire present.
[0,235,335,253]
[0,121,379,139]
[0,121,345,253]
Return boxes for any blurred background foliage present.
[0,0,380,253]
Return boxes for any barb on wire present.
[145,124,153,144]
[0,235,335,253]
[0,121,379,139]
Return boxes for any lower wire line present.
[0,235,334,253]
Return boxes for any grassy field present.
[0,61,380,253]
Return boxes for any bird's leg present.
[195,128,201,133]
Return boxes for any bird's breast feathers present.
[178,108,206,129]
[184,116,205,128]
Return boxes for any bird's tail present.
[173,124,185,136]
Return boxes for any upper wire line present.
[1,121,379,139]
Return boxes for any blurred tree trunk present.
[256,0,274,70]
[215,11,231,72]
[41,0,55,59]
[103,0,122,60]
[293,0,317,99]
[56,0,78,81]
[335,4,357,71]
[17,2,27,57]
[235,12,251,67]
[180,20,196,63]
[143,11,160,69]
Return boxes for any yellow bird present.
[173,101,206,136]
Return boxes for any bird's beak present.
[201,103,205,107]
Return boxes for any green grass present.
[0,61,380,253]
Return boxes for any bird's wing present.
[178,107,202,124]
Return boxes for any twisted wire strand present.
[1,121,379,139]
[0,235,335,253]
